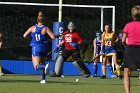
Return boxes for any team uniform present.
[102,32,117,56]
[30,24,48,57]
[61,31,82,60]
[101,31,121,79]
[51,30,91,77]
[92,38,101,76]
[29,24,49,83]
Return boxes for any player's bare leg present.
[32,56,47,84]
[124,68,130,93]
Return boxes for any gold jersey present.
[102,31,117,46]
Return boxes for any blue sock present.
[93,64,97,75]
[107,64,113,74]
[36,64,45,70]
[41,68,46,80]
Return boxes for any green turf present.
[0,75,140,93]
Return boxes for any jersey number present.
[35,34,41,41]
[65,37,72,42]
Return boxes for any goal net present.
[0,2,115,61]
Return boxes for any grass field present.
[0,75,140,93]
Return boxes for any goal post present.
[0,1,115,31]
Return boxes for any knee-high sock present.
[116,65,121,76]
[102,66,106,76]
[36,64,46,80]
[36,64,45,70]
[41,68,45,80]
[107,64,113,74]
[93,64,97,75]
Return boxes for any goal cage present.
[0,2,115,61]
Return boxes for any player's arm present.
[93,38,96,57]
[46,26,55,39]
[76,33,83,44]
[100,33,105,53]
[23,26,33,38]
[0,33,2,48]
[122,32,127,46]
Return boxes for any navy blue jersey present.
[96,38,101,47]
[30,24,48,46]
[95,38,101,54]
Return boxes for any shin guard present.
[54,54,64,75]
[72,61,91,77]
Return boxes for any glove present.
[54,45,60,53]
[70,42,79,48]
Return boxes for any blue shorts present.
[103,45,116,54]
[32,45,47,57]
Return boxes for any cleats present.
[83,74,90,78]
[50,72,61,77]
[100,75,106,79]
[111,74,117,78]
[0,72,4,76]
[40,80,46,84]
[91,74,98,77]
[118,75,123,79]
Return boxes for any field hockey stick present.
[93,54,102,61]
[86,54,102,66]
[46,46,63,56]
[47,49,55,56]
[113,62,123,73]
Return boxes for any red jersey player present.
[50,22,90,78]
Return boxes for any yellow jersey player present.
[100,24,122,79]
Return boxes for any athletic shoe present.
[49,72,61,77]
[83,74,90,78]
[100,75,106,79]
[0,72,4,76]
[45,63,50,75]
[111,74,117,78]
[139,76,140,79]
[118,75,123,79]
[91,74,98,77]
[40,80,46,84]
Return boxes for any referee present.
[122,5,140,93]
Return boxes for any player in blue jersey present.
[23,12,55,84]
[92,32,102,76]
